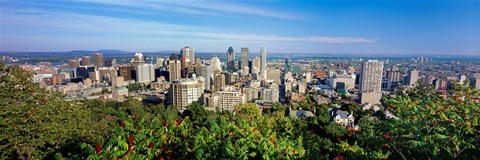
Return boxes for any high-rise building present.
[386,67,402,90]
[181,46,195,64]
[284,58,292,72]
[135,64,155,83]
[68,59,81,68]
[81,56,92,66]
[359,60,384,104]
[172,77,204,110]
[169,60,181,82]
[227,46,236,71]
[260,88,279,102]
[260,46,267,71]
[131,52,145,66]
[240,47,249,69]
[252,57,261,74]
[200,65,212,90]
[407,69,419,87]
[214,74,226,91]
[119,66,134,81]
[94,53,104,68]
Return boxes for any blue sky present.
[0,0,478,55]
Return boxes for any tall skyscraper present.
[81,56,92,66]
[172,77,204,110]
[94,53,104,68]
[240,47,249,70]
[260,46,267,71]
[135,64,155,83]
[359,60,384,104]
[227,46,236,71]
[181,46,195,64]
[284,58,292,72]
[169,60,181,82]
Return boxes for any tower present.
[240,47,249,70]
[227,46,236,71]
[169,60,181,82]
[260,46,267,71]
[359,60,384,104]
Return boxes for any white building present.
[135,64,155,83]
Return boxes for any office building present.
[284,58,292,72]
[181,46,195,64]
[94,53,104,68]
[214,73,226,91]
[359,60,384,104]
[135,64,155,83]
[260,46,267,71]
[169,60,181,82]
[212,88,245,112]
[81,56,92,66]
[407,69,419,87]
[119,66,134,81]
[68,59,81,68]
[227,46,236,71]
[240,47,249,69]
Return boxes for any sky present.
[0,0,479,55]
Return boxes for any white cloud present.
[0,8,377,51]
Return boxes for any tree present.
[380,83,480,159]
[0,62,94,159]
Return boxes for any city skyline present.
[0,0,479,55]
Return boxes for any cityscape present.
[1,0,479,160]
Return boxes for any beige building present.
[211,88,245,112]
[94,53,104,68]
[359,60,384,104]
[169,60,181,82]
[172,77,205,110]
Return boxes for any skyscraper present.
[119,66,134,81]
[284,58,292,72]
[260,46,267,71]
[240,47,249,70]
[169,60,181,82]
[81,56,92,66]
[68,59,80,68]
[94,53,104,68]
[135,64,155,83]
[227,46,236,71]
[214,74,226,91]
[359,60,384,104]
[181,46,195,64]
[407,69,419,87]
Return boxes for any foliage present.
[0,62,94,159]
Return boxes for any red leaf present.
[95,142,101,154]
[384,132,390,139]
[164,119,168,127]
[129,134,134,145]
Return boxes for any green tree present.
[0,62,94,159]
